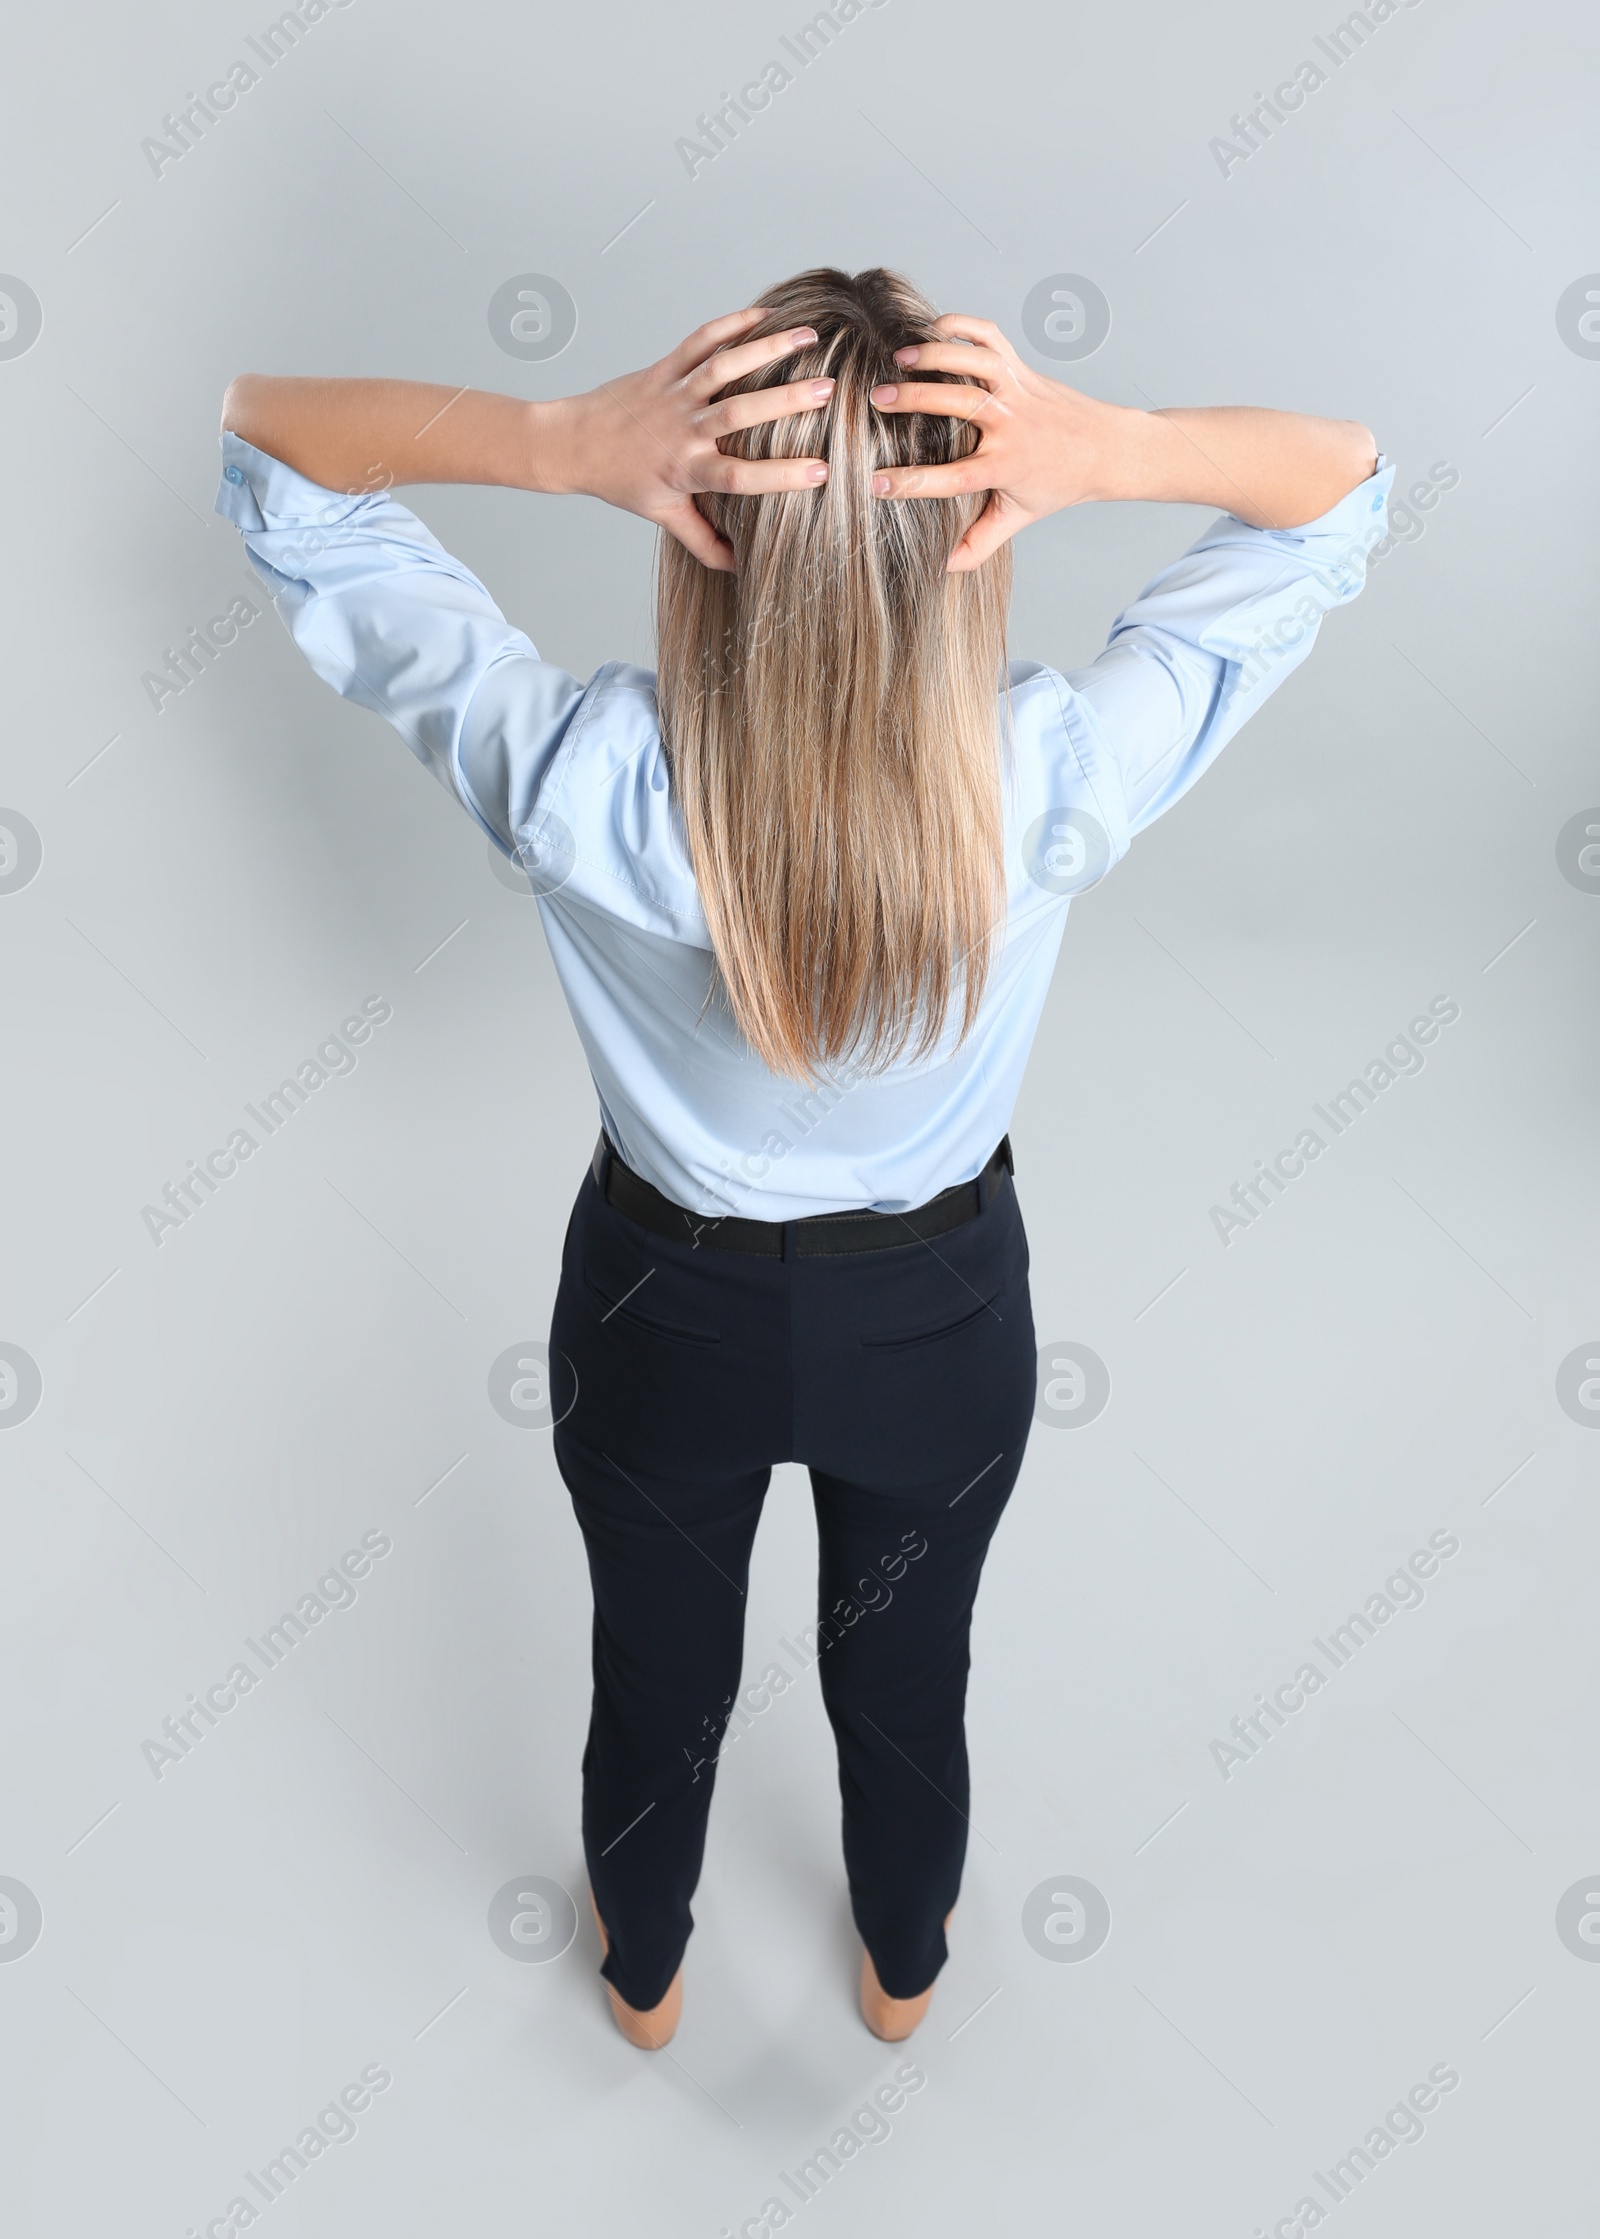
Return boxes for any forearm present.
[1092,401,1378,529]
[219,375,582,495]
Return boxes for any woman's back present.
[216,269,1388,1215]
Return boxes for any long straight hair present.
[655,266,1012,1086]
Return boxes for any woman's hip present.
[549,1155,1037,1486]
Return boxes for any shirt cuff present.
[1267,451,1395,540]
[215,428,378,534]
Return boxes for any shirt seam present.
[1039,667,1129,866]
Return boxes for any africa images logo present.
[140,996,393,1245]
[0,1877,44,1963]
[140,1,357,178]
[1209,997,1460,1245]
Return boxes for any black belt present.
[591,1131,1014,1257]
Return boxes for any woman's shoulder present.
[1004,656,1097,747]
[1006,655,1075,716]
[586,658,660,704]
[556,659,663,771]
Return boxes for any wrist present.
[1093,405,1195,507]
[519,395,586,496]
[1074,398,1165,507]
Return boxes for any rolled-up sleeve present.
[213,430,583,855]
[1064,457,1395,837]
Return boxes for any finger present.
[700,377,836,436]
[867,380,996,423]
[704,454,830,496]
[658,308,767,381]
[657,497,738,572]
[928,313,1023,367]
[945,496,1026,572]
[688,324,820,399]
[886,342,1008,386]
[871,460,989,500]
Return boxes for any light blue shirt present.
[216,433,1392,1220]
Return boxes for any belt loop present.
[1000,1134,1014,1177]
[592,1130,611,1195]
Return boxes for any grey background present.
[2,0,1597,2231]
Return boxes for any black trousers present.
[548,1147,1037,2010]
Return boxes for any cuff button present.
[225,464,244,483]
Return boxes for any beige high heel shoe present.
[589,1890,683,2049]
[859,1911,954,2042]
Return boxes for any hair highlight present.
[655,265,1012,1084]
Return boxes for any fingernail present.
[894,346,919,365]
[807,463,828,482]
[792,327,818,344]
[870,384,897,404]
[872,474,891,497]
[811,379,835,399]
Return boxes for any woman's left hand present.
[870,312,1380,554]
[866,313,1123,572]
[559,308,834,571]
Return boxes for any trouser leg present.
[808,1443,1026,1999]
[555,1427,770,2012]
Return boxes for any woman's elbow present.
[220,373,266,437]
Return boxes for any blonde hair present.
[655,266,1012,1086]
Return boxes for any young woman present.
[218,265,1386,2052]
